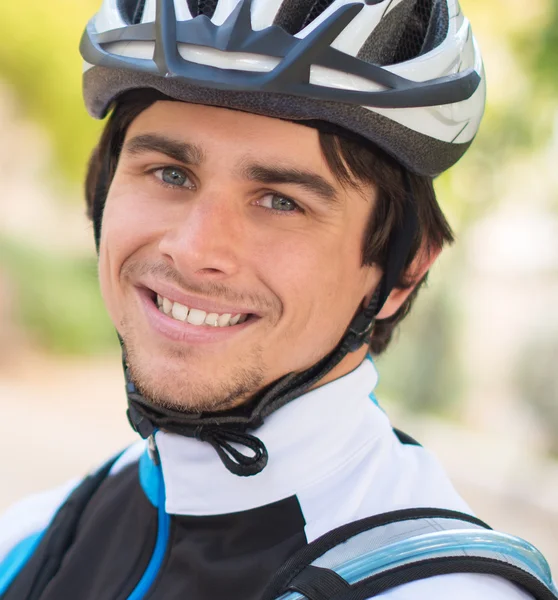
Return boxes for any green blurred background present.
[1,0,557,568]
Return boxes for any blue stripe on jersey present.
[127,454,170,600]
[365,354,385,412]
[368,391,381,408]
[0,530,45,595]
[139,450,160,507]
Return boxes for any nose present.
[158,191,243,280]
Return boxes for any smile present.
[156,294,249,328]
[136,284,259,344]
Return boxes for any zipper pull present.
[147,434,160,466]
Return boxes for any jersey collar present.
[151,357,383,515]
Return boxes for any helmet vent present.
[419,0,449,56]
[302,0,338,29]
[117,0,146,24]
[187,0,218,18]
[273,0,327,35]
[358,0,449,66]
[392,0,447,63]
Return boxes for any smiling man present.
[106,101,387,413]
[0,1,556,599]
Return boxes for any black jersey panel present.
[148,496,307,600]
[38,463,158,600]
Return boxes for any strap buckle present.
[343,312,375,353]
[127,404,156,439]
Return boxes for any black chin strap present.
[124,307,375,478]
[125,174,418,477]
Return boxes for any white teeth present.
[205,313,220,326]
[218,313,232,327]
[162,297,172,315]
[187,308,206,326]
[171,302,188,322]
[156,294,250,328]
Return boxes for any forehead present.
[125,100,334,175]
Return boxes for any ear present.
[374,244,442,320]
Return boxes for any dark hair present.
[84,89,454,355]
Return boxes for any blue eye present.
[154,167,193,188]
[259,193,301,213]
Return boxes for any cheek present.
[98,191,126,326]
[259,228,364,326]
[102,182,160,253]
[310,227,373,322]
[97,184,161,323]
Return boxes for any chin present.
[127,354,266,414]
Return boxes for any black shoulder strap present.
[263,508,558,600]
[1,454,120,600]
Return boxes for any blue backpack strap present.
[263,508,558,600]
[0,453,122,600]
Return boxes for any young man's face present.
[99,101,380,412]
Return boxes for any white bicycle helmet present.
[81,0,486,177]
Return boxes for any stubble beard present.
[121,320,267,413]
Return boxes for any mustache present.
[121,259,280,315]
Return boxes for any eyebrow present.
[242,164,339,205]
[123,134,205,165]
[123,134,339,205]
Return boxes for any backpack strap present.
[263,508,558,600]
[1,453,121,600]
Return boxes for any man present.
[0,1,555,599]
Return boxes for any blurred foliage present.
[526,0,558,92]
[0,1,102,182]
[1,235,114,354]
[516,322,558,457]
[375,259,463,416]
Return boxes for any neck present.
[308,345,369,392]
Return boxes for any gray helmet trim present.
[81,0,480,111]
[84,66,471,176]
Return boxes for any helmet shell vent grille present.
[358,0,449,66]
[392,0,449,63]
[274,0,336,35]
[117,0,147,24]
[187,0,219,18]
[303,0,338,28]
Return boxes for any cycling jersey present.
[0,358,535,599]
